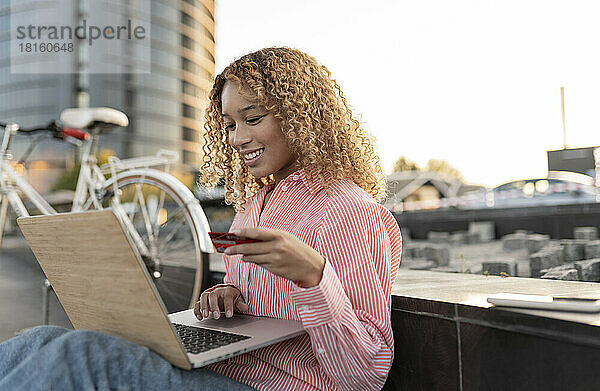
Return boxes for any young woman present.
[194,47,402,390]
[0,47,401,391]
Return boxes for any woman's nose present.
[231,124,252,149]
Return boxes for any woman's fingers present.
[193,299,202,320]
[200,291,210,318]
[235,297,249,313]
[225,240,275,256]
[208,291,221,319]
[223,290,235,318]
[195,286,246,320]
[233,227,281,241]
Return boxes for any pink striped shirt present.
[206,166,402,390]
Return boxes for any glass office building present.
[0,0,215,193]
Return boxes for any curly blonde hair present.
[198,47,387,213]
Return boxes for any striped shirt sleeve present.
[289,197,402,390]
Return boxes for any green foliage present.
[393,156,464,181]
[425,159,464,181]
[51,149,115,192]
[51,165,80,191]
[393,156,420,172]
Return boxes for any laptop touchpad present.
[200,315,261,329]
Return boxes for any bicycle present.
[0,107,214,314]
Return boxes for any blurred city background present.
[1,0,600,339]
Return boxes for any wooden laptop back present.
[17,210,191,370]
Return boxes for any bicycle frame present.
[0,124,58,218]
[0,122,182,257]
[72,131,179,212]
[1,116,214,319]
[71,131,106,212]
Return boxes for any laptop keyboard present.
[172,323,251,354]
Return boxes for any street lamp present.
[594,147,600,203]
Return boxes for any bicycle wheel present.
[100,172,211,313]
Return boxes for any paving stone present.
[427,231,450,244]
[502,233,529,251]
[526,234,551,254]
[468,221,495,242]
[0,241,72,342]
[540,265,579,281]
[430,266,460,273]
[574,259,600,282]
[403,243,427,259]
[574,226,598,241]
[400,227,411,243]
[407,260,436,270]
[529,245,565,278]
[424,244,450,266]
[584,241,600,259]
[540,263,575,274]
[560,239,587,262]
[402,246,414,259]
[467,232,481,244]
[514,230,532,235]
[449,231,468,246]
[481,262,512,276]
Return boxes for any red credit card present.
[208,232,262,253]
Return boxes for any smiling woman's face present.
[221,81,299,184]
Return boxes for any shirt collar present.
[276,165,332,195]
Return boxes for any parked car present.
[457,172,597,209]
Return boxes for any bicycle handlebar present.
[0,120,60,133]
[62,128,90,140]
[1,120,90,141]
[20,120,61,134]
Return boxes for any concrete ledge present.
[384,270,600,390]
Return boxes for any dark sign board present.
[547,147,598,176]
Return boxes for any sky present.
[214,0,600,187]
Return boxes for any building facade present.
[0,0,215,193]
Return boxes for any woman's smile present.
[242,147,265,166]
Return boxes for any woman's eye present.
[247,116,264,124]
[224,124,235,132]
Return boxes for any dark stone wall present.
[394,203,600,240]
[383,295,600,391]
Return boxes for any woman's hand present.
[194,285,249,320]
[224,227,325,288]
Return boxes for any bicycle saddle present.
[60,107,129,129]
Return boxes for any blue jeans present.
[0,326,255,391]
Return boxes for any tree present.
[425,159,464,181]
[392,156,465,181]
[393,156,420,172]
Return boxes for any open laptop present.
[17,209,305,370]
